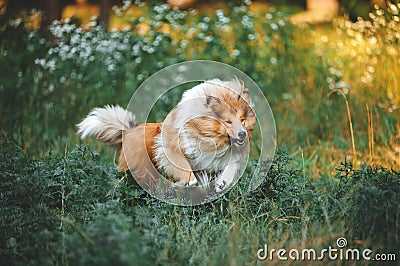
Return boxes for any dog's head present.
[205,80,256,147]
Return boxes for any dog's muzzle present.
[231,130,247,146]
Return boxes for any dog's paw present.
[172,182,183,188]
[188,178,198,187]
[215,180,226,193]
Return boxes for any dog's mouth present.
[231,138,246,146]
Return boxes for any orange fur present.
[118,123,161,172]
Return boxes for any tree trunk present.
[41,0,61,29]
[99,0,111,27]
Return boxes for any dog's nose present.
[238,130,247,140]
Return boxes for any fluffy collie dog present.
[77,79,256,192]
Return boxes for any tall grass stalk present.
[61,144,68,265]
[366,103,374,165]
[328,89,357,165]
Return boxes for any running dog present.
[77,79,256,192]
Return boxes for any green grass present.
[1,1,399,265]
[1,142,399,265]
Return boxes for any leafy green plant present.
[0,142,117,264]
[344,164,400,248]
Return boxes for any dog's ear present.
[205,95,221,106]
[242,87,250,99]
[238,79,245,90]
[205,95,224,119]
[236,79,250,101]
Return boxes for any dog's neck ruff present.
[180,127,232,173]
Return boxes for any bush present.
[345,164,400,248]
[0,142,118,265]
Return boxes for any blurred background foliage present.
[1,0,399,166]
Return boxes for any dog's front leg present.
[168,154,198,186]
[215,162,238,193]
[215,149,249,193]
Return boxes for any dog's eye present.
[241,118,245,123]
[225,120,232,124]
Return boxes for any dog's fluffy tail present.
[77,105,136,149]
